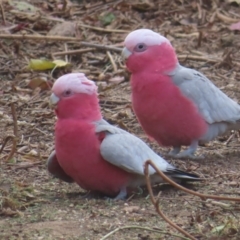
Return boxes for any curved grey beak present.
[122,47,132,60]
[50,93,60,105]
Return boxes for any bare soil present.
[1,0,240,239]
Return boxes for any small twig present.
[1,103,19,162]
[0,0,6,25]
[197,31,203,48]
[80,42,122,52]
[62,0,68,12]
[106,51,118,72]
[224,132,235,145]
[0,34,122,52]
[100,225,189,240]
[0,34,66,40]
[78,23,129,33]
[179,54,240,68]
[0,136,17,162]
[144,160,240,202]
[11,161,42,170]
[144,162,196,240]
[173,32,199,38]
[206,199,231,208]
[216,10,240,23]
[10,103,18,137]
[197,2,202,20]
[0,136,13,156]
[64,43,68,63]
[52,48,94,57]
[178,54,218,63]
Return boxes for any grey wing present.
[169,64,240,124]
[95,124,170,175]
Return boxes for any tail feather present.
[166,168,201,181]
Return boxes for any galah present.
[122,29,240,159]
[47,72,200,200]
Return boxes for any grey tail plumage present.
[166,168,201,181]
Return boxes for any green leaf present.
[52,60,70,67]
[28,59,56,71]
[211,224,226,233]
[100,13,115,26]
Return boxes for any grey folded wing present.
[95,124,170,175]
[169,64,240,124]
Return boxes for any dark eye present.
[63,89,72,97]
[134,43,147,52]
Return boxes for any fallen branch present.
[0,34,122,52]
[144,161,196,240]
[144,160,240,202]
[100,225,189,240]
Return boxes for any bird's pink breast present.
[131,73,208,147]
[55,119,131,196]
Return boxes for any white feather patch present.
[53,73,97,95]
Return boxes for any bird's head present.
[122,29,178,73]
[50,73,101,121]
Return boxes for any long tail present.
[166,168,201,181]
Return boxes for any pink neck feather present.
[55,93,102,121]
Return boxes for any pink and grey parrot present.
[47,73,200,199]
[122,29,240,159]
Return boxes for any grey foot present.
[113,187,127,200]
[169,140,203,160]
[167,147,181,157]
[105,187,127,201]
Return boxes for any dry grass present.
[1,0,240,239]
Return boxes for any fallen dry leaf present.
[47,21,76,37]
[27,77,49,90]
[123,206,140,213]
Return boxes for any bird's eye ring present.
[134,43,147,52]
[63,89,72,97]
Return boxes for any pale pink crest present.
[124,29,171,50]
[52,73,97,96]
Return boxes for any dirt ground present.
[1,0,240,239]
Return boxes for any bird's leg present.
[104,187,128,201]
[167,147,181,157]
[173,140,204,160]
[113,186,128,200]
